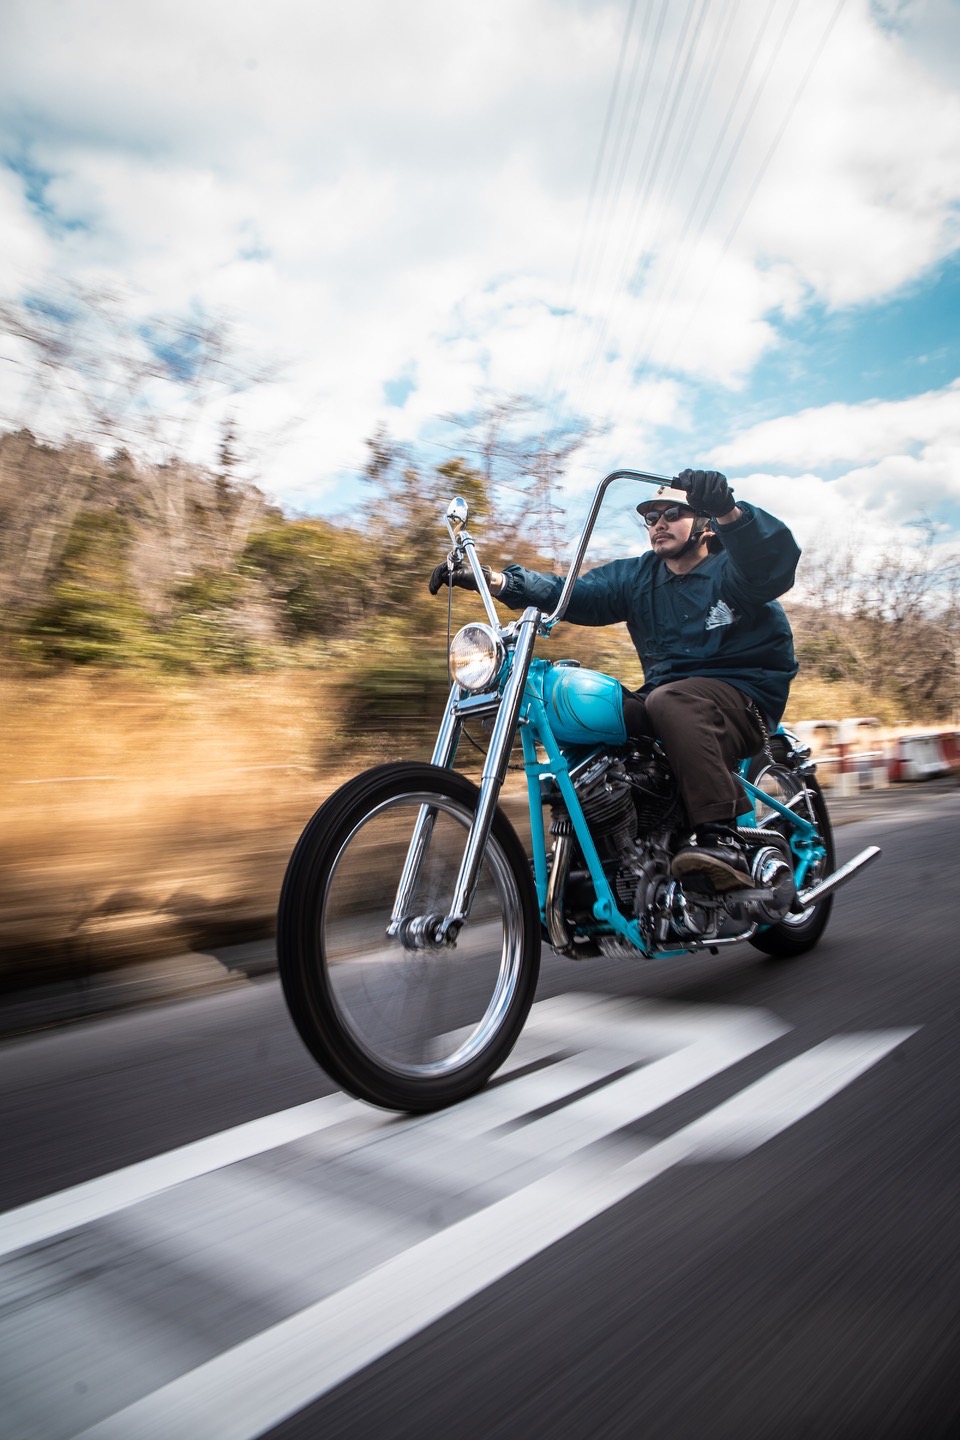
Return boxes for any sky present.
[1,0,959,572]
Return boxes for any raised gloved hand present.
[676,468,737,517]
[428,558,495,595]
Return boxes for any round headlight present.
[449,623,505,693]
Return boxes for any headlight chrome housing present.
[449,623,505,693]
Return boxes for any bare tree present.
[791,533,960,718]
[0,287,277,595]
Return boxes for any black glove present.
[428,559,493,595]
[676,468,736,517]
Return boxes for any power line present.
[627,0,795,388]
[541,0,640,434]
[653,0,850,382]
[627,0,744,292]
[566,0,704,422]
[545,0,670,437]
[542,0,850,501]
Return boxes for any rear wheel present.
[277,762,541,1111]
[746,759,835,958]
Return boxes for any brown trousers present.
[621,677,764,831]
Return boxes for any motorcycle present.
[277,469,881,1112]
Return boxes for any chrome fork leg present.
[439,610,539,942]
[388,608,539,947]
[387,684,461,935]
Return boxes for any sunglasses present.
[641,505,692,528]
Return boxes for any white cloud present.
[712,382,960,470]
[729,2,960,307]
[0,0,958,529]
[708,381,960,569]
[0,167,51,298]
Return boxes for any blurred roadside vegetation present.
[0,414,635,989]
[1,289,958,989]
[2,420,957,993]
[3,423,957,724]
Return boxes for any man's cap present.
[636,484,701,518]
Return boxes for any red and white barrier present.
[834,742,858,798]
[890,733,953,783]
[790,718,959,790]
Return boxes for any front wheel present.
[746,760,836,959]
[277,762,541,1112]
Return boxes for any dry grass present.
[0,667,940,990]
[0,672,362,988]
[782,678,909,728]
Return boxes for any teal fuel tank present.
[539,662,627,747]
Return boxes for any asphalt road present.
[1,785,959,1439]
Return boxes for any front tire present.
[746,758,835,958]
[277,762,541,1111]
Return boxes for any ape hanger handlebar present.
[542,468,672,631]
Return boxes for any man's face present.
[644,504,697,558]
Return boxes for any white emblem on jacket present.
[705,599,736,630]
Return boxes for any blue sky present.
[719,254,960,419]
[1,0,958,568]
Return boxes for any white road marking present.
[670,1032,918,1159]
[74,1026,916,1440]
[0,998,918,1440]
[0,996,782,1260]
[114,1161,434,1313]
[0,1092,361,1259]
[0,1007,585,1267]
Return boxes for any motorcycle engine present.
[559,745,680,934]
[554,744,796,954]
[571,744,680,866]
[575,760,637,864]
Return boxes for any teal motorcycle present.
[278,470,880,1112]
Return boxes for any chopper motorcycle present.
[277,469,881,1112]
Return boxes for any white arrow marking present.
[0,996,782,1260]
[75,1026,915,1440]
[0,1093,360,1260]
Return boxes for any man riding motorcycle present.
[429,467,801,894]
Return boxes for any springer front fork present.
[387,607,541,948]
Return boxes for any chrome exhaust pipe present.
[796,845,882,909]
[545,832,574,954]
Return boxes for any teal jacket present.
[500,503,801,725]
